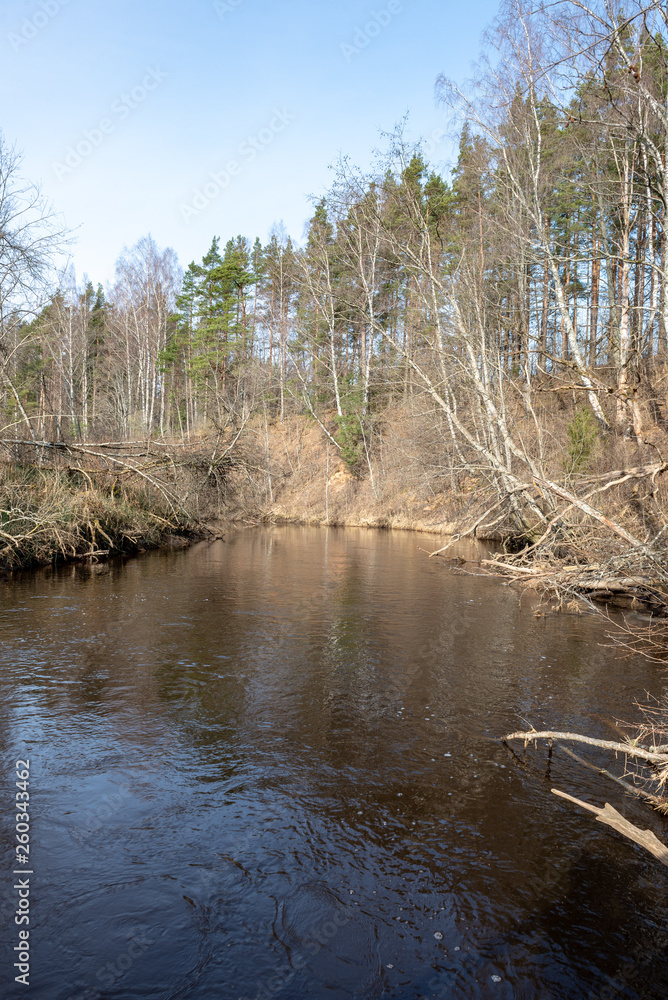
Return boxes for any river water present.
[0,526,667,999]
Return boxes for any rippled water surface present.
[1,526,667,999]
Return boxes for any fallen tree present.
[502,721,668,864]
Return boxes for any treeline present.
[3,0,668,546]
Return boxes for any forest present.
[1,0,668,618]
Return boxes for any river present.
[0,526,666,999]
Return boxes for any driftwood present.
[576,577,656,591]
[476,556,668,612]
[503,729,668,767]
[552,789,668,867]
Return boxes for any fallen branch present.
[576,577,658,591]
[552,789,668,867]
[580,462,668,486]
[480,559,538,574]
[556,743,664,808]
[429,498,507,557]
[503,729,668,767]
[532,477,644,548]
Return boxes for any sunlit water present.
[0,526,667,999]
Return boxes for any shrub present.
[564,406,598,474]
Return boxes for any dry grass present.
[2,366,667,580]
[0,466,195,571]
[222,382,668,559]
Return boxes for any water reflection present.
[0,526,666,999]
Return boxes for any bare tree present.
[109,236,180,437]
[314,137,553,532]
[436,1,612,428]
[0,133,70,439]
[545,0,668,433]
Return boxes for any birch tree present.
[110,236,180,437]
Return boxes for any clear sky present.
[1,0,500,288]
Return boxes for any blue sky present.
[2,0,500,287]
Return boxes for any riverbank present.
[0,466,201,573]
[2,433,666,801]
[221,410,484,537]
[214,409,668,617]
[2,403,668,616]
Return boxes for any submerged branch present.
[552,789,668,867]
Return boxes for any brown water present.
[0,526,667,1000]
